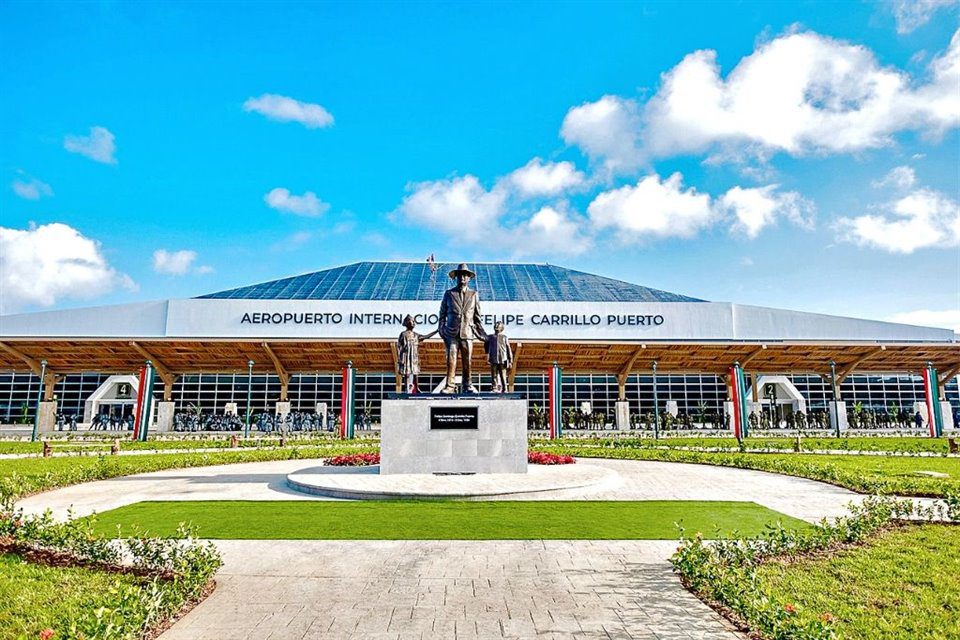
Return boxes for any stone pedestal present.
[275,401,291,417]
[156,402,175,433]
[829,401,848,432]
[37,401,57,434]
[615,401,630,431]
[380,396,528,474]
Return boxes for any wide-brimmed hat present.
[402,314,416,325]
[448,262,476,279]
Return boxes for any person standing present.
[438,263,487,393]
[485,321,513,392]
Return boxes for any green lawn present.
[0,553,145,639]
[0,434,344,455]
[755,524,960,639]
[89,499,807,540]
[549,435,953,455]
[536,444,960,497]
[0,443,377,500]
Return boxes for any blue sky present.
[1,1,958,330]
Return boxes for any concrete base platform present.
[286,463,618,500]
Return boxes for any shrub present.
[326,453,380,466]
[0,495,222,640]
[528,451,575,465]
[670,495,956,639]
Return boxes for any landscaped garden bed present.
[0,499,222,639]
[671,496,960,640]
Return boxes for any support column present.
[615,400,630,431]
[156,402,175,432]
[828,401,848,433]
[37,401,57,434]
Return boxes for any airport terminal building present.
[0,261,957,431]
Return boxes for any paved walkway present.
[16,458,869,639]
[161,540,741,640]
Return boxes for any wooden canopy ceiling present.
[1,338,958,382]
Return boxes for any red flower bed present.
[528,451,575,465]
[326,453,380,466]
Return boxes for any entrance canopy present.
[1,261,956,381]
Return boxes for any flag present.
[548,363,563,439]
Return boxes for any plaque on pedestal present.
[380,395,528,474]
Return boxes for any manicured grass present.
[553,435,953,455]
[88,500,808,540]
[755,524,960,639]
[0,553,145,638]
[0,434,345,455]
[536,444,960,497]
[0,443,377,500]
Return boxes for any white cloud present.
[11,175,53,200]
[560,95,643,173]
[0,223,134,313]
[153,249,198,275]
[509,206,592,256]
[243,94,334,128]
[888,309,960,332]
[872,165,917,189]
[264,188,329,217]
[837,187,960,253]
[398,175,507,241]
[505,158,586,198]
[718,185,815,238]
[889,0,958,34]
[63,126,116,164]
[565,30,959,166]
[587,173,715,240]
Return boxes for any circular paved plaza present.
[18,458,865,640]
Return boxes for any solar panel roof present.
[197,262,705,302]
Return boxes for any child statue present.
[485,321,513,393]
[396,314,436,394]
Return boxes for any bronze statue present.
[396,314,435,394]
[485,320,513,393]
[438,263,486,393]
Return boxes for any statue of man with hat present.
[438,263,487,393]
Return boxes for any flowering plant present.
[326,452,380,466]
[528,451,575,465]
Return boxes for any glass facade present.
[2,371,957,426]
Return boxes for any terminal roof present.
[197,262,705,303]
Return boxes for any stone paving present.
[161,540,742,640]
[16,457,869,639]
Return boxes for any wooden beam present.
[508,342,522,392]
[740,344,767,369]
[837,346,886,384]
[616,345,646,381]
[939,362,960,386]
[43,371,59,401]
[261,342,291,401]
[129,341,176,387]
[0,342,45,376]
